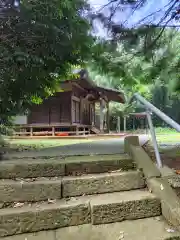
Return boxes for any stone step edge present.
[0,156,135,179]
[2,217,180,240]
[0,171,145,204]
[62,170,145,197]
[0,190,161,237]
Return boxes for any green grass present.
[155,127,178,134]
[153,128,180,157]
[155,128,180,144]
[156,134,180,144]
[129,127,180,144]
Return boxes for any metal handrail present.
[129,93,180,168]
[130,93,180,132]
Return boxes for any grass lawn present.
[154,127,178,134]
[150,128,180,158]
[156,134,180,144]
[143,128,180,170]
[150,127,180,144]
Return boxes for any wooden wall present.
[28,85,96,126]
[72,85,95,125]
[28,92,71,125]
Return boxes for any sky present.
[89,0,176,37]
[89,0,171,22]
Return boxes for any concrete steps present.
[0,171,145,204]
[0,154,134,179]
[165,174,180,198]
[89,190,161,224]
[0,190,161,237]
[62,170,145,197]
[0,178,62,203]
[91,126,101,134]
[2,218,180,240]
[0,153,179,239]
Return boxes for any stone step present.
[90,190,161,225]
[62,170,145,197]
[0,178,62,204]
[0,160,65,179]
[55,217,180,240]
[0,190,161,237]
[65,154,135,176]
[165,174,180,198]
[5,217,177,240]
[2,218,180,240]
[0,154,134,179]
[0,171,145,204]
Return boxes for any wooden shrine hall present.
[14,70,125,136]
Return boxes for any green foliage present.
[0,0,93,120]
[89,28,180,126]
[0,124,14,136]
[90,29,179,94]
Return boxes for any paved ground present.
[5,135,149,159]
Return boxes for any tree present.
[90,28,180,94]
[91,0,180,41]
[90,1,179,89]
[88,27,180,129]
[0,0,93,122]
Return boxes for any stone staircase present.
[91,126,101,134]
[0,154,179,239]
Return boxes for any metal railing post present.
[146,111,162,168]
[128,92,180,168]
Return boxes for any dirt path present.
[4,135,149,159]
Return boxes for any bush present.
[0,124,14,136]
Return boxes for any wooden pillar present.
[91,103,95,126]
[52,127,55,136]
[133,117,135,131]
[80,97,83,124]
[30,127,33,137]
[71,95,73,124]
[100,99,104,133]
[106,102,110,133]
[117,116,121,133]
[76,126,79,135]
[124,116,127,132]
